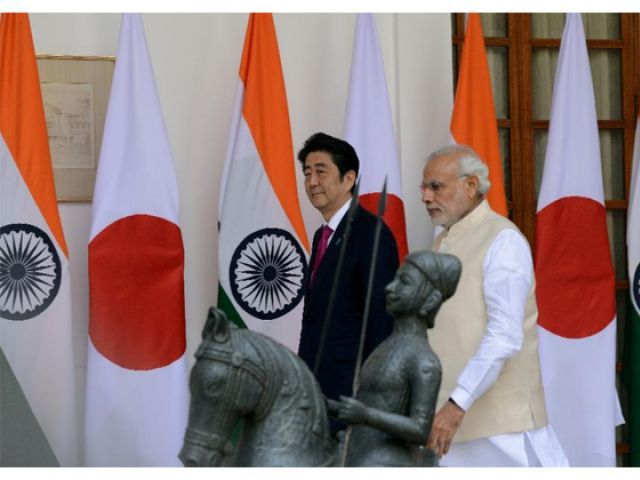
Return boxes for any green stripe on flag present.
[624,297,640,466]
[626,116,639,467]
[214,285,246,450]
[0,347,58,466]
[217,284,247,329]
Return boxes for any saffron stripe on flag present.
[217,13,309,352]
[0,14,68,257]
[0,13,78,466]
[239,14,309,253]
[450,13,508,217]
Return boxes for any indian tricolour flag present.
[0,13,78,466]
[343,13,408,261]
[85,13,188,466]
[217,13,310,352]
[626,113,640,465]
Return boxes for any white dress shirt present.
[441,229,569,467]
[324,198,352,244]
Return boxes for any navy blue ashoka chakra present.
[230,228,307,320]
[0,223,62,321]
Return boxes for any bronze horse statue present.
[179,250,462,467]
[179,308,336,467]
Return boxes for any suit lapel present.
[305,206,361,312]
[303,227,321,299]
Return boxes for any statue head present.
[385,250,461,328]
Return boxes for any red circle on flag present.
[89,215,186,370]
[535,196,616,338]
[359,192,408,261]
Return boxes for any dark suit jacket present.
[297,204,399,408]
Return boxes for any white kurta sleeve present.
[449,229,533,411]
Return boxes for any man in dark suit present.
[296,132,399,432]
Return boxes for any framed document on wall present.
[36,55,115,202]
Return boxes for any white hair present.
[426,144,492,196]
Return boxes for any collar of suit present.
[305,202,363,300]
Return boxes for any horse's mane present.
[234,326,319,391]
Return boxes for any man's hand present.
[427,400,465,458]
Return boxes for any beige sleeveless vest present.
[430,200,548,443]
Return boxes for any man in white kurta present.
[421,145,568,467]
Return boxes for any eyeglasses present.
[419,175,467,194]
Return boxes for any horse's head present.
[179,308,264,467]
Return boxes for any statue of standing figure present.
[328,250,462,467]
[179,250,461,467]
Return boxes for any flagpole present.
[340,177,388,467]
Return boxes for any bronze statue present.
[180,250,461,467]
[179,308,336,466]
[329,250,462,466]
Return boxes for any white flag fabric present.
[343,13,408,261]
[85,13,188,466]
[0,13,79,466]
[217,13,310,352]
[534,13,623,467]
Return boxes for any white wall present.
[29,12,453,461]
